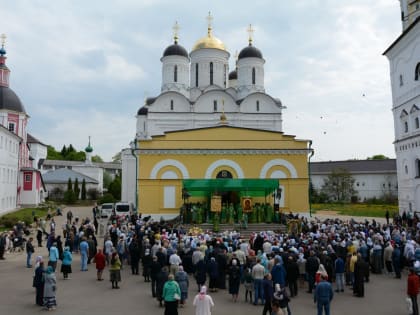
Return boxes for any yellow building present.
[136,124,311,217]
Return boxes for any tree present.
[61,145,68,157]
[367,154,389,160]
[112,152,122,163]
[321,168,356,202]
[67,178,73,192]
[81,179,87,200]
[47,145,63,160]
[108,175,121,200]
[91,155,103,163]
[103,172,113,190]
[74,178,80,200]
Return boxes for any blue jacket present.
[314,281,333,303]
[49,246,59,262]
[62,250,72,266]
[335,257,345,273]
[271,263,287,286]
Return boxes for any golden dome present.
[192,31,226,51]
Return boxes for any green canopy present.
[182,178,279,197]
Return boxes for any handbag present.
[406,296,413,314]
[173,293,180,300]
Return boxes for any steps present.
[183,223,287,238]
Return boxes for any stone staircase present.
[183,223,287,238]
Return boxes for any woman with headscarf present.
[43,266,57,310]
[33,260,45,306]
[60,246,72,279]
[228,259,241,302]
[315,264,328,285]
[157,266,169,307]
[109,252,122,289]
[94,248,106,281]
[195,257,207,292]
[162,273,181,315]
[193,285,214,315]
[175,265,189,306]
[207,257,218,292]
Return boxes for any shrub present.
[87,188,99,200]
[63,190,77,204]
[99,193,115,204]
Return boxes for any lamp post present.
[308,140,314,217]
[129,139,138,213]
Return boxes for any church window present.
[8,123,14,133]
[405,165,409,174]
[256,100,260,112]
[170,100,174,111]
[174,65,178,82]
[400,74,404,86]
[195,64,199,87]
[210,62,214,85]
[415,63,420,81]
[252,68,256,85]
[224,64,227,87]
[213,100,217,112]
[416,159,420,178]
[405,121,408,133]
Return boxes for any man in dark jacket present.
[353,254,369,297]
[285,256,299,297]
[262,273,273,315]
[314,274,334,315]
[306,251,320,293]
[150,255,161,297]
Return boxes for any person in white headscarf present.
[193,286,214,315]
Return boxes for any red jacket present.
[94,252,106,270]
[407,273,420,296]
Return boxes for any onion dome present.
[238,24,263,60]
[0,86,26,113]
[228,69,237,80]
[163,21,188,58]
[85,137,93,153]
[192,12,226,52]
[137,106,148,115]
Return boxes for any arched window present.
[174,65,178,82]
[416,159,420,178]
[416,117,419,129]
[405,121,409,133]
[195,64,199,87]
[170,100,174,111]
[224,64,227,87]
[252,67,256,85]
[400,74,404,86]
[256,100,260,112]
[210,62,214,85]
[415,63,420,81]
[213,100,217,112]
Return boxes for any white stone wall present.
[29,142,47,169]
[385,21,420,213]
[161,55,190,97]
[237,57,265,99]
[72,165,104,193]
[0,128,19,214]
[121,148,136,207]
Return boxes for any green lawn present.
[311,203,398,218]
[0,207,50,231]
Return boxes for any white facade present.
[0,126,19,214]
[28,142,47,169]
[121,148,136,207]
[384,10,420,213]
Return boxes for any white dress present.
[193,294,214,315]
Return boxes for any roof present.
[41,159,121,170]
[311,159,396,174]
[42,168,98,184]
[238,44,263,60]
[0,85,26,114]
[0,123,21,140]
[27,133,47,146]
[383,16,420,55]
[162,43,189,58]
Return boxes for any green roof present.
[182,178,279,197]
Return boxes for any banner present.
[242,197,253,212]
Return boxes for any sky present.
[1,0,402,162]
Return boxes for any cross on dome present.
[247,24,254,45]
[206,11,213,35]
[0,33,6,56]
[172,21,180,44]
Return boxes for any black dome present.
[0,86,26,113]
[137,106,148,115]
[238,44,263,60]
[228,70,237,80]
[163,43,188,58]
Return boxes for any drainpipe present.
[130,139,138,212]
[308,140,314,217]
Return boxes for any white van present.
[114,202,135,218]
[100,203,114,219]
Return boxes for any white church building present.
[384,1,420,214]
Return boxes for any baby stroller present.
[12,235,26,252]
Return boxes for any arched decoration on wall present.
[259,159,298,179]
[410,104,419,113]
[400,109,408,118]
[150,159,189,179]
[161,170,179,179]
[270,170,287,179]
[216,170,233,178]
[205,159,245,179]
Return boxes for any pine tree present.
[67,178,72,192]
[81,179,86,200]
[61,145,68,157]
[74,178,80,199]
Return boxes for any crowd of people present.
[1,207,420,314]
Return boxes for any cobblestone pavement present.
[0,207,408,315]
